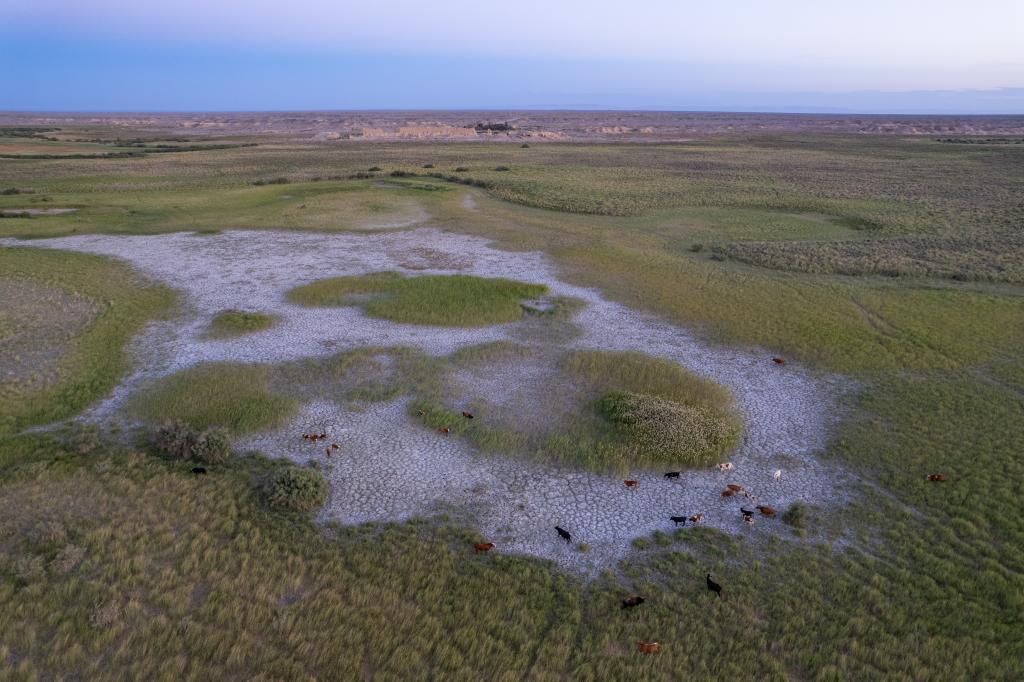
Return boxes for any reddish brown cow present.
[473,542,495,554]
[331,443,340,450]
[637,641,661,654]
[462,411,474,419]
[721,489,735,497]
[438,426,451,436]
[772,357,786,366]
[756,505,777,517]
[927,473,949,482]
[689,514,704,524]
[726,483,744,492]
[624,480,639,489]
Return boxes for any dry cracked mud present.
[3,228,856,572]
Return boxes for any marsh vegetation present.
[1,126,1022,680]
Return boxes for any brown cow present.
[637,641,661,654]
[689,514,704,524]
[721,489,735,498]
[331,443,340,450]
[927,473,949,482]
[438,426,451,436]
[772,357,786,366]
[726,483,744,492]
[624,480,639,489]
[473,542,495,554]
[325,447,331,457]
[462,411,474,419]
[756,505,777,517]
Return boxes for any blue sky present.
[3,0,1023,113]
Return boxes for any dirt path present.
[2,228,855,571]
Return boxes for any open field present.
[1,117,1023,679]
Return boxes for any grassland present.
[0,248,176,436]
[288,272,548,326]
[203,309,278,338]
[128,363,298,434]
[1,129,1023,679]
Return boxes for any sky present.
[3,0,1023,113]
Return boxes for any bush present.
[155,420,195,460]
[521,143,530,148]
[66,423,101,454]
[153,420,233,463]
[690,243,704,253]
[265,466,329,512]
[251,177,289,186]
[493,166,511,172]
[783,502,809,529]
[192,427,232,464]
[422,163,435,168]
[454,166,469,172]
[390,170,415,178]
[367,166,382,172]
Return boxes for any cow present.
[325,447,331,457]
[664,471,681,479]
[191,466,207,475]
[706,573,722,598]
[740,508,755,523]
[927,473,948,482]
[637,641,661,654]
[331,443,340,450]
[318,433,327,440]
[721,489,735,498]
[438,426,451,436]
[717,462,734,471]
[773,469,782,482]
[473,542,495,554]
[555,526,572,543]
[772,357,786,366]
[462,411,474,419]
[689,514,704,524]
[624,479,639,489]
[621,596,645,609]
[670,516,687,526]
[726,483,744,492]
[757,505,776,517]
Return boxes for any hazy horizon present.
[4,0,1023,114]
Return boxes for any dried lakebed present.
[4,228,854,571]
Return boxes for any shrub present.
[783,502,809,529]
[690,243,704,253]
[367,166,382,172]
[390,170,415,178]
[191,427,232,464]
[493,166,511,172]
[521,143,530,148]
[153,420,233,463]
[422,163,435,168]
[265,466,329,512]
[251,177,289,186]
[454,166,469,172]
[154,420,195,460]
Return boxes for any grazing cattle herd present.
[278,361,953,657]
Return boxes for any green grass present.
[287,272,548,326]
[1,129,1023,679]
[0,247,176,435]
[128,363,298,434]
[203,309,278,339]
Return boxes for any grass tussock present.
[129,363,298,434]
[204,309,278,338]
[287,271,548,327]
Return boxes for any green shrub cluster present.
[265,466,328,512]
[154,420,233,464]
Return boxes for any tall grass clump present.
[130,363,297,434]
[265,465,328,512]
[204,309,278,338]
[154,420,233,463]
[287,272,548,327]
